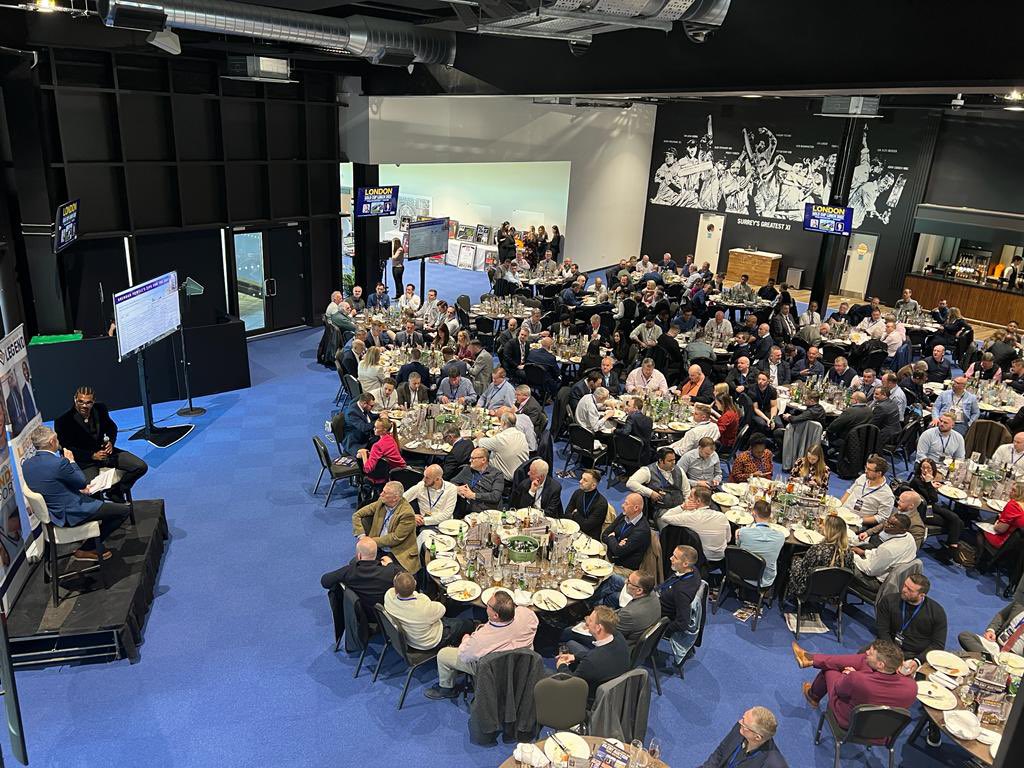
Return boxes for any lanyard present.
[469,472,481,489]
[580,490,598,517]
[939,433,951,454]
[901,599,925,633]
[859,481,885,502]
[425,488,442,511]
[1012,449,1024,466]
[660,571,695,593]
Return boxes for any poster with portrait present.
[0,326,40,604]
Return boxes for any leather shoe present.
[802,682,820,709]
[424,686,458,700]
[792,641,814,669]
[73,549,112,561]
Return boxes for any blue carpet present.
[12,262,1005,767]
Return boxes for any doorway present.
[233,226,308,334]
[695,213,726,273]
[840,232,878,299]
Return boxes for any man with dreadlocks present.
[55,385,149,503]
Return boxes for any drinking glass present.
[629,740,648,768]
[647,738,661,760]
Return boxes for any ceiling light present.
[1005,90,1023,101]
[1004,105,1024,112]
[34,0,56,11]
[741,94,762,99]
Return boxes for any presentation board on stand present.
[113,272,181,362]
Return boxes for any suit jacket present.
[825,403,873,444]
[502,337,530,372]
[55,403,119,470]
[726,367,754,395]
[789,403,826,429]
[339,349,359,378]
[751,335,774,363]
[343,401,377,454]
[597,370,621,395]
[758,359,792,386]
[614,412,653,464]
[870,398,901,444]
[320,556,405,616]
[526,348,560,384]
[351,497,420,574]
[564,488,610,540]
[5,390,27,435]
[394,330,424,347]
[659,570,702,635]
[699,723,789,768]
[568,380,593,414]
[770,314,797,343]
[21,385,36,422]
[516,396,548,436]
[511,475,564,519]
[396,382,431,408]
[602,514,651,570]
[616,593,662,649]
[559,632,631,700]
[449,465,505,513]
[469,350,494,395]
[442,438,475,480]
[22,451,103,526]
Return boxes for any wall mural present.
[648,116,911,229]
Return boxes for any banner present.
[354,185,400,217]
[0,326,42,605]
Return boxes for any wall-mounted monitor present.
[355,186,399,217]
[408,217,450,260]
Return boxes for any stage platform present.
[7,501,168,668]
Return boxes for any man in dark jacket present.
[698,707,789,768]
[502,327,531,383]
[870,386,902,446]
[343,393,377,455]
[442,427,475,480]
[602,493,651,570]
[526,337,561,396]
[660,544,703,664]
[823,392,873,458]
[510,459,563,519]
[875,573,947,674]
[773,390,826,449]
[563,469,610,540]
[569,372,601,415]
[320,536,404,615]
[396,348,432,387]
[450,447,505,515]
[925,345,952,383]
[613,397,653,464]
[54,386,148,502]
[514,385,548,437]
[556,606,630,701]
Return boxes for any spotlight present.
[146,29,181,56]
[34,0,56,12]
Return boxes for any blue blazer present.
[22,451,103,526]
[343,400,377,455]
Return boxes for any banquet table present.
[498,736,669,768]
[905,652,1007,766]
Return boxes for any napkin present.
[513,742,549,767]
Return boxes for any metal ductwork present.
[96,0,456,66]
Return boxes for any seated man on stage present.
[22,426,132,560]
[54,386,148,503]
[792,639,917,728]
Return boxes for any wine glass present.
[647,738,661,761]
[630,740,648,768]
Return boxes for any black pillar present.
[810,118,866,312]
[3,59,70,333]
[351,163,382,293]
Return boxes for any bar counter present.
[904,273,1024,325]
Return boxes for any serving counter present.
[904,273,1024,326]
[725,249,782,285]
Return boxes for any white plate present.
[987,498,1007,513]
[977,728,1001,746]
[426,533,456,552]
[916,680,958,710]
[480,586,513,605]
[927,650,968,676]
[532,589,568,611]
[944,710,981,741]
[573,536,606,556]
[581,557,614,577]
[793,527,824,545]
[766,522,789,535]
[712,492,739,507]
[938,485,967,500]
[990,735,1001,758]
[438,519,468,536]
[722,482,747,496]
[548,518,581,536]
[824,495,843,508]
[446,580,482,602]
[668,421,689,432]
[833,507,863,526]
[560,579,596,600]
[543,732,591,764]
[426,558,460,578]
[725,508,753,526]
[998,651,1024,672]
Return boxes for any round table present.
[498,736,669,768]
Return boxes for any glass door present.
[234,232,266,332]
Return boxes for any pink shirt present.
[458,606,538,664]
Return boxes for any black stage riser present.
[8,501,167,669]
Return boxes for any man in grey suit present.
[468,339,493,395]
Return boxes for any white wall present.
[377,161,570,237]
[346,96,657,272]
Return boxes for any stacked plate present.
[927,650,969,678]
[581,558,613,578]
[725,508,753,526]
[916,680,957,710]
[712,492,739,507]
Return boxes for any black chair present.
[338,584,380,676]
[660,524,708,578]
[834,423,879,480]
[563,425,608,477]
[954,327,975,370]
[723,424,750,473]
[524,363,550,403]
[456,294,471,313]
[712,546,772,631]
[537,429,553,467]
[372,604,442,709]
[609,433,645,488]
[313,436,362,506]
[815,704,912,768]
[343,374,363,402]
[330,412,347,460]
[883,418,921,476]
[334,361,348,406]
[976,528,1024,597]
[629,618,670,696]
[474,316,496,350]
[549,386,572,441]
[534,674,590,732]
[389,466,423,490]
[780,567,854,642]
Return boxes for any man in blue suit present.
[22,425,130,560]
[525,336,561,398]
[343,393,377,455]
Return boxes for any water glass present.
[629,740,648,768]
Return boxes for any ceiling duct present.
[475,0,732,44]
[96,0,456,65]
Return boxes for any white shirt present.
[857,317,886,339]
[843,474,896,521]
[625,367,669,395]
[477,428,530,480]
[575,394,606,433]
[704,318,733,339]
[514,414,538,452]
[798,310,821,328]
[854,532,917,582]
[398,294,421,313]
[403,480,458,526]
[626,465,691,499]
[992,443,1024,469]
[657,506,731,561]
[669,421,720,455]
